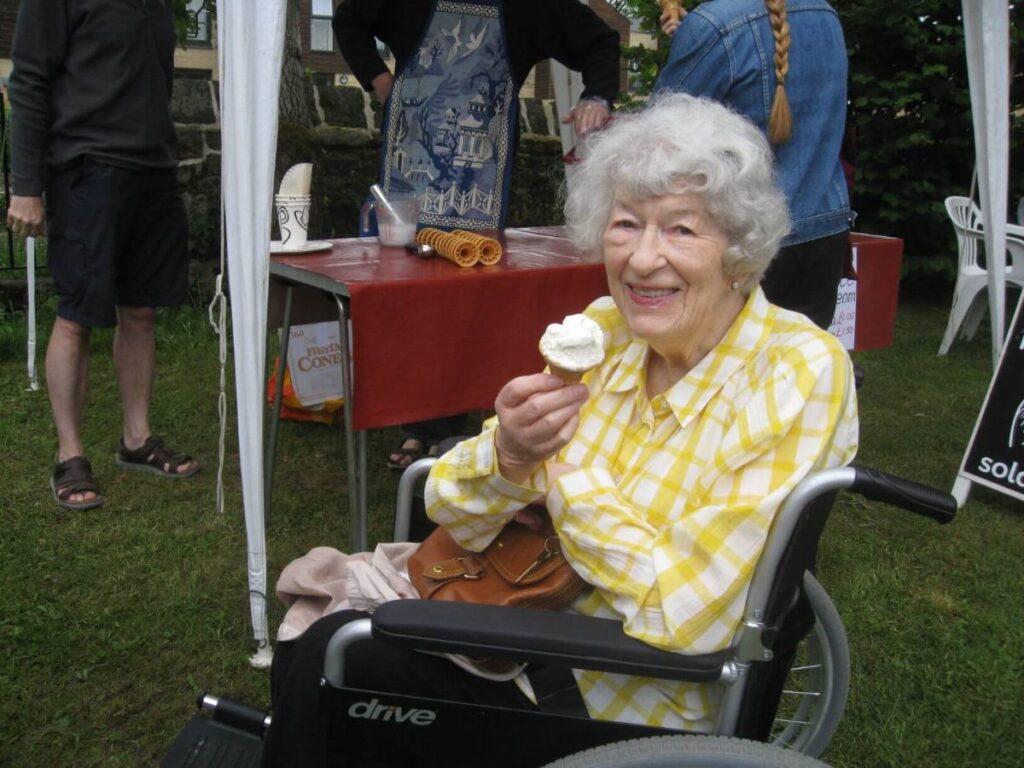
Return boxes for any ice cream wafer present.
[416,228,480,267]
[453,229,503,265]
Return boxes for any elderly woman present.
[425,91,858,730]
[262,93,857,764]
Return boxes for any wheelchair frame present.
[160,463,954,768]
[315,462,954,766]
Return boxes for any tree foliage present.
[834,0,1023,282]
[172,0,314,126]
[615,0,1024,284]
[172,0,214,46]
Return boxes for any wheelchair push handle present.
[851,467,956,524]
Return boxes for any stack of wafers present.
[416,228,503,267]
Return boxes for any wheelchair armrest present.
[371,600,729,683]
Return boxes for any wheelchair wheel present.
[539,735,830,767]
[769,572,850,757]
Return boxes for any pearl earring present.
[730,280,740,291]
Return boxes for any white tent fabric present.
[961,0,1010,365]
[952,1,1011,505]
[217,0,287,668]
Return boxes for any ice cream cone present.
[416,228,480,266]
[454,229,502,265]
[538,313,605,386]
[546,362,585,385]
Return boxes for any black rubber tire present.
[769,572,851,757]
[539,735,831,768]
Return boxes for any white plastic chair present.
[938,196,1024,355]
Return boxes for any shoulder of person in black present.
[337,0,618,96]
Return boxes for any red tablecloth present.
[849,233,903,351]
[271,227,608,429]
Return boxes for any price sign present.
[828,246,858,350]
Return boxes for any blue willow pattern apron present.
[379,0,516,231]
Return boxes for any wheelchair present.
[162,461,955,768]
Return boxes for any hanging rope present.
[207,183,229,514]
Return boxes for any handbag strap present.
[526,664,589,717]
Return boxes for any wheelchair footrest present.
[160,695,268,768]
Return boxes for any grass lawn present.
[0,290,1022,767]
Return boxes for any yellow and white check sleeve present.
[425,288,859,731]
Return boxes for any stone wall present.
[171,77,570,261]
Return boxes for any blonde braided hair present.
[765,0,792,144]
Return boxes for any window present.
[186,0,212,45]
[311,0,334,52]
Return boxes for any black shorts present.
[45,158,189,328]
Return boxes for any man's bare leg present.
[114,305,197,474]
[46,315,95,503]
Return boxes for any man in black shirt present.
[7,0,199,511]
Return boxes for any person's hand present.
[513,506,545,531]
[659,8,687,37]
[512,463,579,529]
[7,195,45,239]
[495,373,589,484]
[564,98,610,137]
[371,71,394,104]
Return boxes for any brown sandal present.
[116,436,200,479]
[51,456,105,510]
[386,439,427,470]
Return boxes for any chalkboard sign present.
[958,293,1024,503]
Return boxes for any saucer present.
[270,240,333,255]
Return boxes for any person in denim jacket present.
[655,0,851,329]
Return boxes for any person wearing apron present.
[334,0,620,467]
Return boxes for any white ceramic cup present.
[375,198,419,247]
[275,194,311,249]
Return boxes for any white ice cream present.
[539,313,605,372]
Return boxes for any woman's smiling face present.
[602,191,742,365]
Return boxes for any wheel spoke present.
[771,733,795,749]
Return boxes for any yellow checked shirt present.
[425,287,859,731]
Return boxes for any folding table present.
[267,226,608,549]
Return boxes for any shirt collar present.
[604,287,773,428]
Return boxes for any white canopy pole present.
[25,237,39,391]
[962,0,1010,365]
[218,0,287,667]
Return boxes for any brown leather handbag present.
[408,509,586,611]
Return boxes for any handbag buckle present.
[458,556,484,580]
